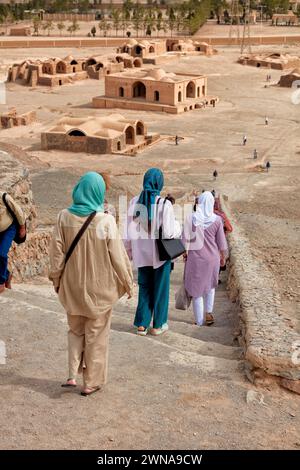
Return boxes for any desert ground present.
[0,41,300,449]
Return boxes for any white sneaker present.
[151,323,169,336]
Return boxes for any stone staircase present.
[1,263,270,450]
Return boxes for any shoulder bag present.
[156,198,185,261]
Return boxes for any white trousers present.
[192,289,215,326]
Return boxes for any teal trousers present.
[134,261,171,329]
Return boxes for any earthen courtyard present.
[0,40,300,450]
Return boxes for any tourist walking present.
[49,172,133,396]
[253,149,258,159]
[213,170,218,181]
[243,135,247,146]
[124,168,181,336]
[183,191,228,326]
[266,161,271,172]
[0,192,26,294]
[175,135,179,145]
[265,116,269,125]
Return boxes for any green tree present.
[111,8,121,36]
[132,4,144,37]
[32,16,42,36]
[56,22,65,36]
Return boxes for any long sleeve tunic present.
[49,209,134,319]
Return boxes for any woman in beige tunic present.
[49,172,133,396]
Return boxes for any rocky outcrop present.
[223,197,300,393]
[1,148,51,281]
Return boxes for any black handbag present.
[156,198,185,261]
[2,193,27,245]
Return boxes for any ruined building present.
[41,114,159,155]
[238,52,300,70]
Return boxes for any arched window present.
[154,90,159,102]
[119,87,124,97]
[135,45,142,56]
[186,81,195,98]
[68,129,86,137]
[149,46,155,53]
[178,91,182,102]
[197,86,200,97]
[125,126,135,145]
[136,121,144,135]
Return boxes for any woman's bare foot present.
[5,274,12,290]
[61,378,77,387]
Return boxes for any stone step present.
[1,284,242,370]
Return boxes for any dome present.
[127,38,138,46]
[146,68,166,80]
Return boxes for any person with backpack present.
[49,172,133,396]
[0,192,26,294]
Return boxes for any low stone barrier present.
[223,197,300,394]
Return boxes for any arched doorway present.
[186,81,195,98]
[68,129,86,137]
[154,90,160,102]
[125,126,135,145]
[56,61,66,73]
[119,87,124,97]
[134,45,142,56]
[133,59,142,67]
[136,121,144,135]
[178,91,182,102]
[86,58,97,67]
[149,46,155,53]
[70,59,78,65]
[132,81,146,99]
[117,141,121,151]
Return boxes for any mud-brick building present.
[41,114,152,154]
[93,68,218,114]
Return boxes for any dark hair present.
[165,193,175,205]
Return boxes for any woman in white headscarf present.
[183,191,228,326]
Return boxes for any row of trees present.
[210,0,299,22]
[32,17,80,36]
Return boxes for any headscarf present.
[68,172,106,216]
[193,191,217,229]
[135,168,164,227]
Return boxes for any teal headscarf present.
[136,168,164,226]
[68,172,106,216]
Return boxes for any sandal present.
[206,313,215,326]
[61,378,77,388]
[136,326,148,336]
[81,386,101,397]
[5,274,12,290]
[151,323,169,336]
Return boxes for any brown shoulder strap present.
[65,211,97,266]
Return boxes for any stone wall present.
[0,148,51,281]
[223,197,300,394]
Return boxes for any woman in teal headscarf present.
[135,168,164,229]
[49,171,134,396]
[125,168,181,336]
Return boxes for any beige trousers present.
[67,307,112,389]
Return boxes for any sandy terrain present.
[198,21,300,37]
[0,42,300,448]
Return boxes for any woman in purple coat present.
[183,191,228,326]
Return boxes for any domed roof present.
[146,68,166,80]
[127,38,138,46]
